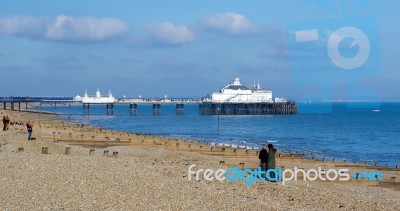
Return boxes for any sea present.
[37,102,400,167]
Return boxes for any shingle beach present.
[1,110,399,210]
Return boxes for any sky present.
[0,0,399,101]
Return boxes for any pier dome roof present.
[223,84,250,90]
[221,75,250,91]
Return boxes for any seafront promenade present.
[1,109,400,210]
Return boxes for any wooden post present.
[89,149,95,156]
[42,147,48,154]
[65,147,71,155]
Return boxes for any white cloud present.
[0,16,47,37]
[147,22,195,45]
[0,15,128,41]
[202,12,258,34]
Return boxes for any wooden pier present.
[199,101,297,115]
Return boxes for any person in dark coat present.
[267,144,277,181]
[26,121,33,140]
[259,145,268,179]
[2,116,6,131]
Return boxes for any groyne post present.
[65,147,71,155]
[103,150,109,156]
[89,149,95,156]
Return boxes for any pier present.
[0,96,200,115]
[1,97,297,115]
[199,101,297,115]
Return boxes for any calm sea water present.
[38,102,400,167]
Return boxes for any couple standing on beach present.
[259,144,277,180]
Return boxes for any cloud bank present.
[0,15,129,41]
[202,12,258,34]
[147,22,195,45]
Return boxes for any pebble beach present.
[1,109,400,210]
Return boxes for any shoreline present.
[38,104,399,168]
[6,107,400,172]
[1,109,400,209]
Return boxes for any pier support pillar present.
[152,104,161,115]
[106,103,114,115]
[11,102,14,111]
[83,103,90,115]
[3,102,6,110]
[129,103,138,116]
[176,104,184,115]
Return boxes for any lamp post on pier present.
[217,107,220,135]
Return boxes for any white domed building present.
[200,75,296,115]
[205,75,277,103]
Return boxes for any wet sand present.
[1,109,399,210]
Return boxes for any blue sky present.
[0,0,399,100]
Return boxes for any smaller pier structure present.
[199,75,297,115]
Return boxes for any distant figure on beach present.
[2,116,6,131]
[259,145,268,178]
[26,121,33,140]
[267,144,277,181]
[4,115,10,131]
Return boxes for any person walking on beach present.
[259,145,268,179]
[26,121,33,140]
[5,115,10,131]
[2,116,6,131]
[267,144,277,181]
